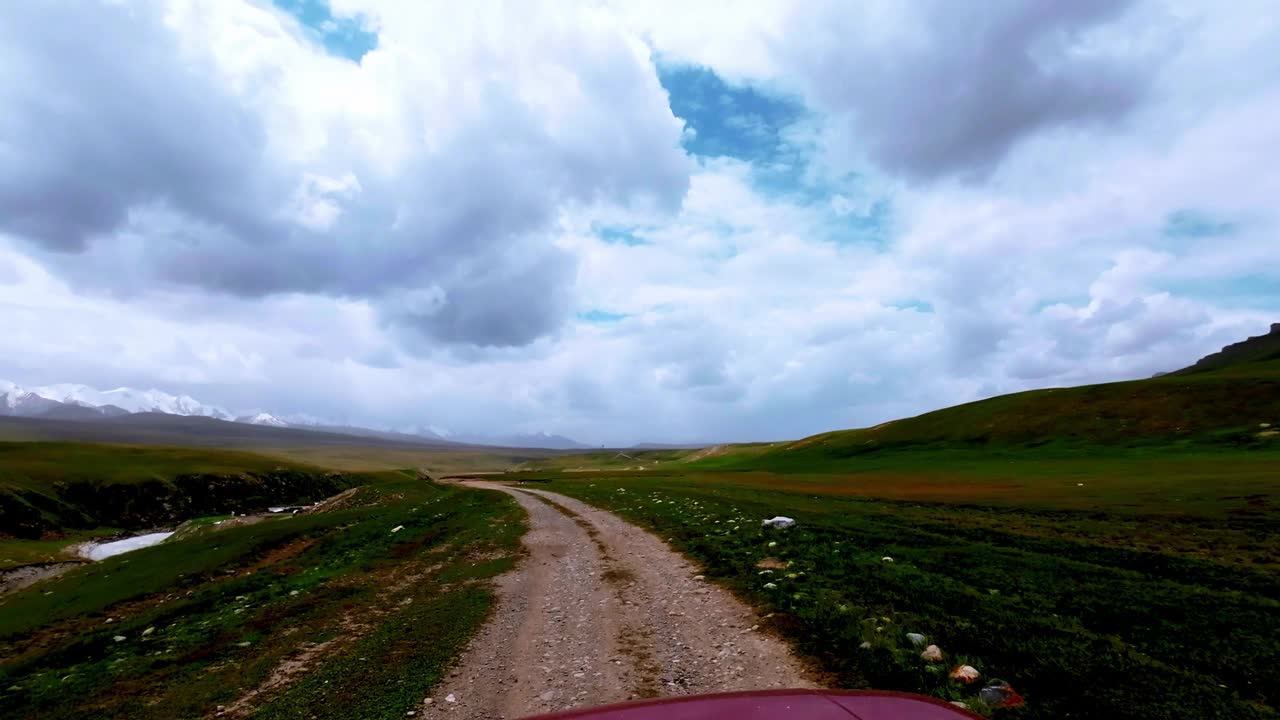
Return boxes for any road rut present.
[420,482,816,719]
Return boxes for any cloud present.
[0,0,1278,445]
[0,0,691,347]
[777,0,1161,179]
[0,2,275,252]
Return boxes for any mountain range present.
[0,380,588,449]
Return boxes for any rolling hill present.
[698,325,1280,468]
[530,324,1280,471]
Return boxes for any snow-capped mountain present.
[2,378,591,448]
[1,381,65,416]
[31,383,232,420]
[235,412,289,427]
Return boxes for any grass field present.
[0,469,525,719]
[522,452,1280,719]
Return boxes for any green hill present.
[1175,322,1280,374]
[688,330,1280,470]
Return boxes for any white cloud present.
[0,0,1277,444]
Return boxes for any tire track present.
[421,483,816,719]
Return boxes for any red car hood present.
[521,689,982,720]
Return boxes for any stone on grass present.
[906,633,927,647]
[921,645,943,662]
[391,525,405,533]
[979,680,1025,708]
[113,635,126,642]
[859,641,872,650]
[762,516,795,529]
[881,556,894,563]
[950,665,981,683]
[141,627,155,637]
[763,582,777,589]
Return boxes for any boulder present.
[906,633,927,647]
[950,665,981,683]
[762,516,795,529]
[921,645,943,662]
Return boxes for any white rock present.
[881,556,894,563]
[906,633,926,647]
[445,693,457,703]
[141,627,155,637]
[921,645,943,662]
[950,665,981,683]
[424,698,434,705]
[540,690,556,701]
[763,582,777,589]
[950,701,969,709]
[859,641,872,650]
[762,516,795,529]
[391,525,405,533]
[113,635,126,642]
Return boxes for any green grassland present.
[526,360,1280,475]
[526,460,1278,719]
[512,349,1280,718]
[0,468,524,719]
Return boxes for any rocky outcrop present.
[1178,322,1280,374]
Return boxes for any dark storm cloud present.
[0,2,275,252]
[783,0,1155,179]
[0,1,691,348]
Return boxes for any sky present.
[1,0,1278,444]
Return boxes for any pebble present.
[445,693,457,703]
[141,627,155,637]
[540,690,556,701]
[881,556,894,563]
[113,635,126,642]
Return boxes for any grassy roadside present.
[531,462,1279,719]
[0,472,525,719]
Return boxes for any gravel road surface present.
[420,482,817,719]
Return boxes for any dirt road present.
[421,482,817,719]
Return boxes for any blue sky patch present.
[891,300,935,313]
[1163,209,1237,240]
[829,198,893,247]
[578,309,629,324]
[594,224,648,246]
[660,64,805,165]
[1162,274,1280,310]
[271,0,377,62]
